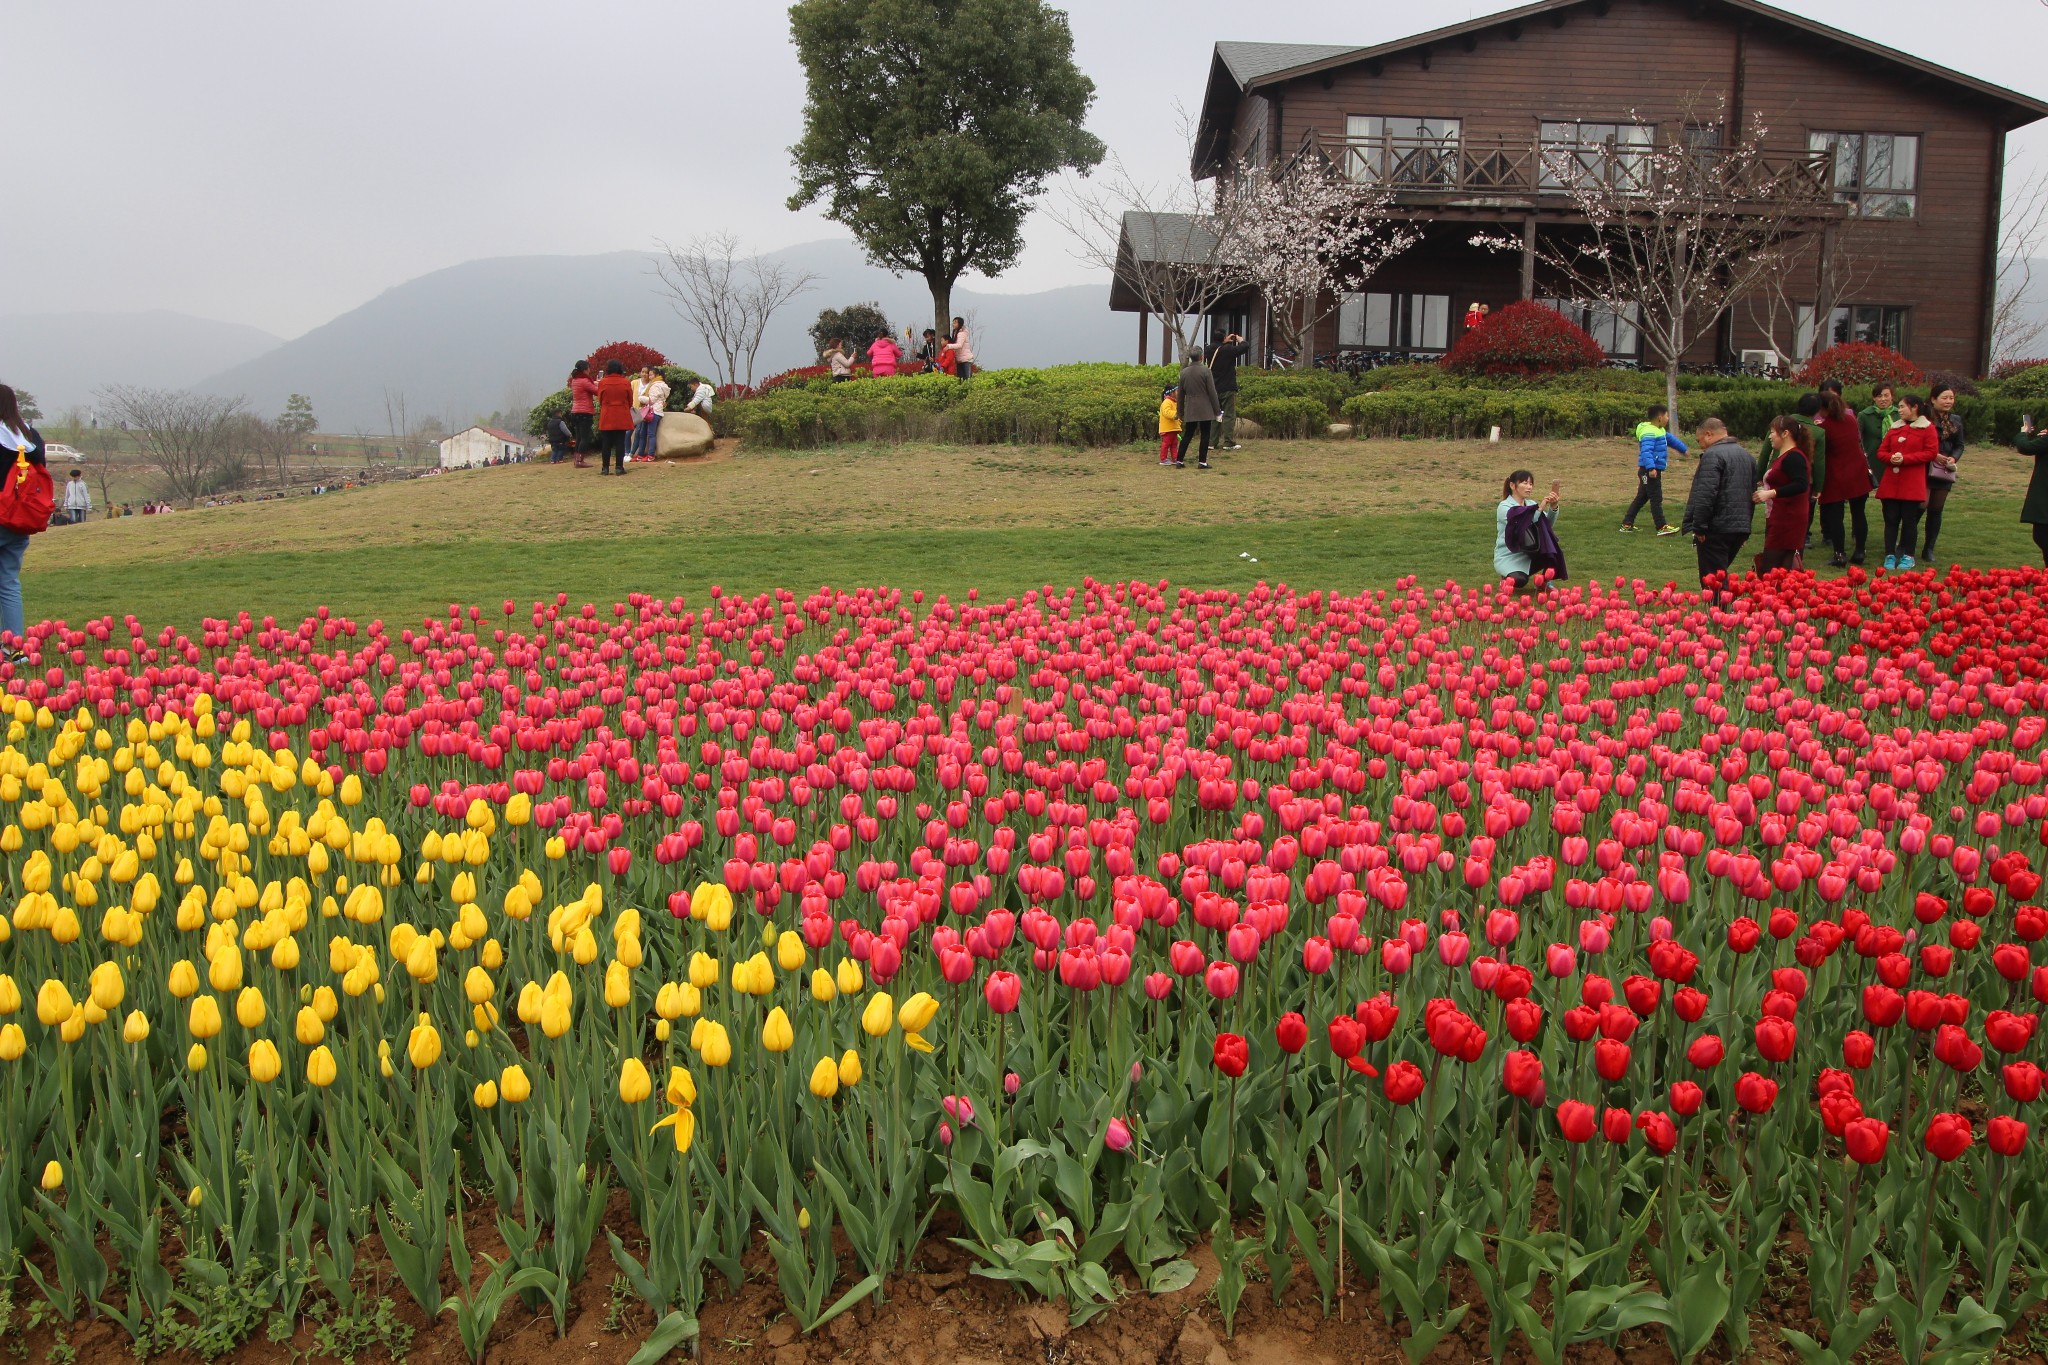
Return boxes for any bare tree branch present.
[652,234,819,389]
[1994,153,2048,364]
[95,386,246,503]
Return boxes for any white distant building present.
[437,426,529,469]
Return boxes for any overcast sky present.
[8,0,2046,339]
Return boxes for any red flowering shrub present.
[1797,342,1922,389]
[1991,357,2048,382]
[583,340,669,375]
[1440,301,1605,378]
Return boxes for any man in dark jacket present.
[1209,332,1250,450]
[2017,417,2048,565]
[1177,348,1222,470]
[1681,418,1758,592]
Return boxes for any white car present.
[44,443,85,463]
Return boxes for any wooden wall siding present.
[1234,0,2009,372]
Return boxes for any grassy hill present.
[22,436,2042,630]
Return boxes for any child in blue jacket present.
[1620,403,1686,534]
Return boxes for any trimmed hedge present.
[713,360,2035,449]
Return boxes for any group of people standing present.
[1156,333,1250,469]
[552,360,713,474]
[820,318,975,381]
[1497,371,2048,596]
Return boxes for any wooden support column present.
[1163,321,1175,367]
[1138,311,1149,366]
[1520,217,1537,300]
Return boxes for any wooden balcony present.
[1294,130,1842,215]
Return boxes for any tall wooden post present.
[1520,217,1537,300]
[1138,311,1149,366]
[1163,320,1175,367]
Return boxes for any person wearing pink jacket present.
[867,333,902,378]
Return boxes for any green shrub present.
[1994,365,2048,401]
[1238,396,1332,438]
[1233,371,1345,411]
[1339,389,1645,439]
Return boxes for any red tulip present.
[1274,1012,1308,1055]
[1989,1115,2029,1157]
[1753,1017,1796,1064]
[1602,1107,1632,1144]
[1842,1030,1876,1069]
[1382,1060,1425,1106]
[1203,962,1239,1001]
[1686,1035,1725,1070]
[1502,1049,1544,1103]
[2005,1060,2045,1103]
[983,970,1022,1015]
[1326,1015,1363,1060]
[1669,1081,1704,1116]
[1735,1071,1778,1114]
[1844,1116,1891,1164]
[1636,1110,1678,1154]
[1212,1032,1249,1079]
[1556,1100,1597,1143]
[1923,1112,1973,1162]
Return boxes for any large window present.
[1808,132,1919,218]
[1343,116,1462,186]
[1537,298,1640,357]
[1338,292,1451,351]
[1540,121,1654,192]
[1795,303,1910,354]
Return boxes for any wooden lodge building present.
[1111,0,2048,375]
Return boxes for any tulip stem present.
[1833,1166,1859,1330]
[1557,1138,1580,1365]
[1333,1060,1346,1322]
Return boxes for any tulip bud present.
[407,1020,442,1069]
[762,1007,795,1053]
[1105,1117,1133,1152]
[188,1043,209,1072]
[248,1039,281,1083]
[838,1049,863,1088]
[306,1045,337,1087]
[235,986,266,1029]
[619,1058,652,1103]
[809,1055,840,1098]
[40,1161,62,1191]
[862,992,895,1038]
[500,1063,532,1102]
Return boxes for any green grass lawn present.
[23,437,2043,629]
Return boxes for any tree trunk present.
[928,276,954,344]
[1666,360,1680,441]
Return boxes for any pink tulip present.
[1105,1117,1133,1152]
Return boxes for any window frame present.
[1536,297,1641,358]
[1337,291,1453,352]
[1538,119,1656,193]
[1342,115,1464,187]
[1807,131,1920,219]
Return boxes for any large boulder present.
[654,412,714,458]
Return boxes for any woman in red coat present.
[1753,415,1813,572]
[1875,392,1937,569]
[1815,382,1872,566]
[593,359,637,476]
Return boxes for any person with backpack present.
[545,412,576,464]
[0,384,52,663]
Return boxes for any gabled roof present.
[1195,0,2048,177]
[444,425,528,445]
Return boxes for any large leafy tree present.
[787,0,1104,338]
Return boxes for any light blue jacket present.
[1633,422,1688,472]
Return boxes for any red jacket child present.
[1876,418,1937,501]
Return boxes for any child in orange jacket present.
[1876,392,1937,569]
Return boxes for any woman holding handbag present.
[1753,415,1813,573]
[0,384,52,664]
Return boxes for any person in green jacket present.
[2017,416,2048,565]
[1859,382,1898,487]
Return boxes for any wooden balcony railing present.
[1295,131,1839,208]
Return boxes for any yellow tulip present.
[312,985,338,1022]
[88,961,124,1011]
[407,1020,442,1069]
[762,1007,794,1053]
[464,965,494,1005]
[404,936,437,984]
[248,1039,281,1083]
[652,1105,696,1153]
[604,959,632,1009]
[838,1049,863,1088]
[0,1023,24,1060]
[499,1063,532,1103]
[898,992,939,1034]
[619,1058,652,1104]
[861,992,895,1039]
[0,975,18,1014]
[505,792,530,827]
[665,1066,698,1107]
[776,931,805,972]
[808,1055,839,1098]
[35,979,75,1027]
[473,1080,499,1109]
[697,1020,732,1067]
[516,980,544,1024]
[235,986,266,1029]
[187,1185,203,1209]
[903,1030,934,1054]
[167,959,200,999]
[122,1009,151,1044]
[187,995,222,1040]
[810,968,837,1003]
[539,992,572,1039]
[306,1046,337,1087]
[188,1042,209,1071]
[294,1006,324,1046]
[206,949,243,993]
[654,982,686,1020]
[836,958,865,996]
[40,1161,62,1191]
[688,951,719,989]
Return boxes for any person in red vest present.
[1752,416,1813,572]
[594,360,636,476]
[1875,392,1938,569]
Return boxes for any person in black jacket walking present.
[1681,417,1758,594]
[1177,348,1222,470]
[1210,332,1250,450]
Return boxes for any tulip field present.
[3,565,2048,1364]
